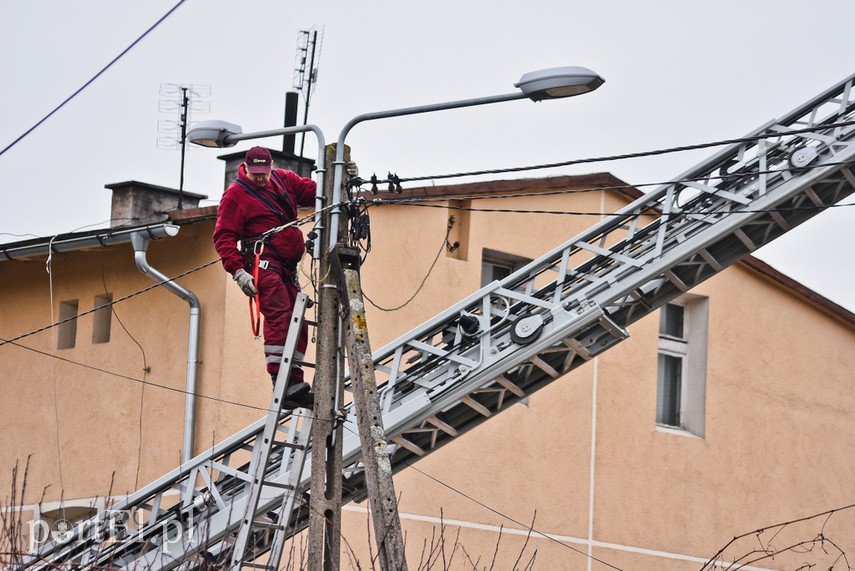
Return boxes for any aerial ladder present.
[18,73,855,571]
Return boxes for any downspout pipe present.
[130,230,201,465]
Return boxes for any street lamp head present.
[515,66,605,101]
[186,120,243,148]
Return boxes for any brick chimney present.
[218,148,316,191]
[106,181,207,227]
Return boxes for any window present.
[30,499,103,553]
[656,295,708,437]
[57,300,79,349]
[481,249,531,287]
[92,294,113,344]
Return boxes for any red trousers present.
[256,265,308,383]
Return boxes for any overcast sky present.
[1,1,853,311]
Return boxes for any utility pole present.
[308,144,347,571]
[338,261,409,571]
[309,144,409,570]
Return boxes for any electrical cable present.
[0,0,189,158]
[362,159,854,205]
[0,258,221,349]
[334,420,625,570]
[375,197,855,219]
[100,256,149,491]
[358,159,855,218]
[2,337,271,414]
[45,233,66,512]
[407,463,624,570]
[394,119,855,185]
[361,220,453,312]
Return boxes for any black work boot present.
[282,381,315,409]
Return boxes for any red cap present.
[245,146,273,174]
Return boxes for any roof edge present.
[740,255,855,328]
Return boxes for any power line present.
[362,220,453,312]
[371,197,855,219]
[407,464,625,570]
[394,119,855,185]
[100,257,150,490]
[334,418,625,570]
[0,258,221,349]
[2,336,270,414]
[359,160,855,218]
[0,0,189,158]
[361,159,854,206]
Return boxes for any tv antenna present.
[157,84,211,208]
[292,27,323,167]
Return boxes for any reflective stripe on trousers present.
[256,267,308,382]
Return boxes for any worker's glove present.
[233,268,257,297]
[345,160,359,178]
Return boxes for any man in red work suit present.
[213,146,316,408]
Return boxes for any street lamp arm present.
[329,91,529,248]
[335,91,527,151]
[223,125,326,149]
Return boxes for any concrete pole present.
[307,144,346,571]
[341,265,409,571]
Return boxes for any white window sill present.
[655,424,704,440]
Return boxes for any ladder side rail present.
[266,412,314,571]
[363,132,855,434]
[365,152,854,431]
[773,73,855,129]
[595,163,855,324]
[229,294,310,570]
[23,417,266,571]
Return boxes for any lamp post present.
[187,64,604,571]
[187,120,345,571]
[324,65,603,571]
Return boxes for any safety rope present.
[249,241,263,337]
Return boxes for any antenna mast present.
[157,84,210,208]
[292,27,323,169]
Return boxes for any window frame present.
[481,249,531,288]
[656,295,708,438]
[57,299,80,350]
[92,293,113,344]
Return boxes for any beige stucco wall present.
[2,177,854,569]
[337,183,855,568]
[1,220,253,499]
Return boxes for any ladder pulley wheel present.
[511,314,545,345]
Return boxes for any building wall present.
[338,181,855,568]
[2,176,854,568]
[0,219,262,498]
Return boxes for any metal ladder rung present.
[250,519,285,531]
[240,561,273,569]
[262,480,296,491]
[270,439,304,450]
